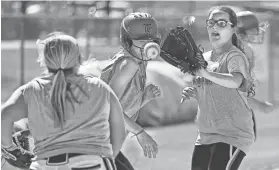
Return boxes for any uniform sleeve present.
[227,51,250,79]
[94,77,120,104]
[21,79,43,104]
[227,55,245,73]
[227,51,254,92]
[21,82,33,104]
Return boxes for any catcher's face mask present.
[242,30,265,44]
[132,40,160,60]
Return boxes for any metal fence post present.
[20,1,27,85]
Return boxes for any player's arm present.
[140,95,152,108]
[109,59,144,134]
[248,98,279,114]
[107,88,126,158]
[200,54,250,89]
[109,59,138,98]
[1,86,28,147]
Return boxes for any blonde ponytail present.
[49,70,67,127]
[39,33,81,128]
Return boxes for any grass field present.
[1,41,279,170]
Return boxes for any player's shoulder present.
[228,46,245,56]
[85,76,114,93]
[23,76,51,91]
[115,51,138,67]
[226,46,248,62]
[110,52,139,74]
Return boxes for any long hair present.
[37,33,82,127]
[208,6,245,54]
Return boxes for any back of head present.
[120,12,160,51]
[37,33,81,71]
[36,32,81,128]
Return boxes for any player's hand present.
[193,76,204,87]
[264,100,279,114]
[145,84,162,100]
[136,131,158,158]
[181,86,197,103]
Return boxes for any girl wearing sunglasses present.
[182,6,255,170]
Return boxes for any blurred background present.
[1,1,279,170]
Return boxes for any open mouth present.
[211,32,220,39]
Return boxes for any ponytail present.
[49,70,67,128]
[40,34,81,129]
[232,33,245,54]
[232,33,256,97]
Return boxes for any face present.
[240,28,264,44]
[131,40,154,59]
[207,10,235,49]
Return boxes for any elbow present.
[119,125,126,143]
[1,107,11,124]
[234,80,243,89]
[227,79,242,89]
[231,73,244,89]
[120,129,126,143]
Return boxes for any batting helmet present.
[120,12,160,50]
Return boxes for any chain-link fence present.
[2,1,279,102]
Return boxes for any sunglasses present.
[206,19,233,28]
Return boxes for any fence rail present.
[1,15,279,102]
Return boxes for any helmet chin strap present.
[127,45,151,62]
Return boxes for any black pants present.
[191,142,246,170]
[115,151,135,170]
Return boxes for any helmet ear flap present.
[121,33,133,50]
[125,35,132,48]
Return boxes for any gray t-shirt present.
[23,75,113,159]
[100,50,147,121]
[194,46,255,154]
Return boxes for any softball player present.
[100,12,162,170]
[1,32,126,170]
[182,6,255,170]
[236,11,278,114]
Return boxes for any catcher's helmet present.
[237,11,260,34]
[236,11,269,44]
[120,12,160,50]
